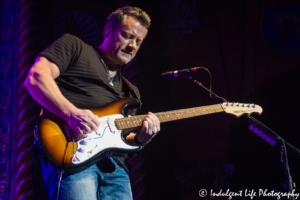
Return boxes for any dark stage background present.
[1,0,300,199]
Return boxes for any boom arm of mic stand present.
[182,74,228,102]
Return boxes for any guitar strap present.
[122,76,142,109]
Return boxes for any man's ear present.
[103,24,112,38]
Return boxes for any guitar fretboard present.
[115,104,224,130]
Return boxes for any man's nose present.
[128,40,137,50]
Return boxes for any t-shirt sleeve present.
[38,33,82,76]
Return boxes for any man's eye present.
[121,33,128,38]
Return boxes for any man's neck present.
[97,46,121,71]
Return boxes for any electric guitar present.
[35,98,262,173]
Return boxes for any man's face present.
[104,16,147,67]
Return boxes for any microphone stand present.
[181,72,227,102]
[247,115,299,200]
[181,72,299,199]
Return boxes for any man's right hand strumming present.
[66,108,100,137]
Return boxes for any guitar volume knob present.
[80,140,88,145]
[78,147,86,153]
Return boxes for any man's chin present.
[118,57,133,65]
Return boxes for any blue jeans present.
[42,157,132,200]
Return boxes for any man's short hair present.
[106,6,151,31]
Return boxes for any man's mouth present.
[121,50,132,55]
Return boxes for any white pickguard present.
[72,114,140,165]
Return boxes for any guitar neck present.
[115,104,224,130]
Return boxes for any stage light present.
[249,125,254,130]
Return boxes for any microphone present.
[161,67,201,79]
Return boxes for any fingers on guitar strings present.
[78,123,90,134]
[84,114,99,131]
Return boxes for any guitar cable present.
[56,169,63,200]
[56,137,72,200]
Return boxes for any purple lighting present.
[257,131,262,136]
[249,125,276,146]
[270,140,276,146]
[249,125,254,130]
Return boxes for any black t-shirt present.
[38,33,140,173]
[39,33,125,109]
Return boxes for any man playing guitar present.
[25,6,160,200]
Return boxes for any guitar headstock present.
[221,102,262,118]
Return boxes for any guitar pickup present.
[107,119,115,133]
[96,127,103,136]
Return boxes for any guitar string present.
[115,104,223,128]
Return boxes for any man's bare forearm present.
[25,67,76,121]
[25,57,99,134]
